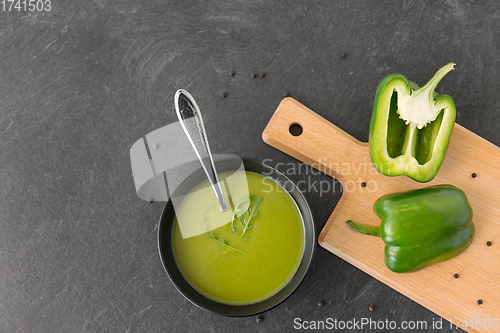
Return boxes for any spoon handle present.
[174,89,228,211]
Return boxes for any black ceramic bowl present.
[157,158,315,316]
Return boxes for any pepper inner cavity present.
[386,90,444,165]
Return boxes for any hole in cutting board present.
[289,123,303,136]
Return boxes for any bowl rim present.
[157,157,316,316]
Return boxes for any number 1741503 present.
[2,0,51,12]
[449,318,499,330]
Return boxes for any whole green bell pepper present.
[346,185,474,273]
[369,63,456,183]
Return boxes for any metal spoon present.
[174,89,228,212]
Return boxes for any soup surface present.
[172,171,305,306]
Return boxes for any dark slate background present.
[1,1,497,332]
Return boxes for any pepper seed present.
[368,305,374,312]
[471,173,477,178]
[256,315,263,322]
[478,299,483,305]
[361,182,367,187]
[221,92,227,98]
[251,73,257,78]
[340,53,347,59]
[229,71,235,76]
[318,301,324,307]
[453,273,459,279]
[487,241,492,246]
[259,72,266,78]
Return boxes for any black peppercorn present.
[259,72,266,78]
[229,71,235,76]
[284,92,289,97]
[148,199,153,204]
[251,73,257,78]
[487,241,492,246]
[471,173,477,178]
[256,315,263,322]
[361,182,367,187]
[454,274,459,279]
[478,299,483,305]
[318,301,324,307]
[340,53,347,59]
[221,92,227,98]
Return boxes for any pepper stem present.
[346,220,381,237]
[397,62,455,129]
[412,62,455,105]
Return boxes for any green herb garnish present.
[203,205,245,254]
[201,196,263,253]
[207,231,245,254]
[231,197,250,232]
[240,196,262,239]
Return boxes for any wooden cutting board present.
[262,98,500,333]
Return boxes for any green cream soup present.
[172,171,305,306]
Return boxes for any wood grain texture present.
[263,98,500,333]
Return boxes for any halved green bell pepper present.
[369,63,456,183]
[346,185,474,273]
